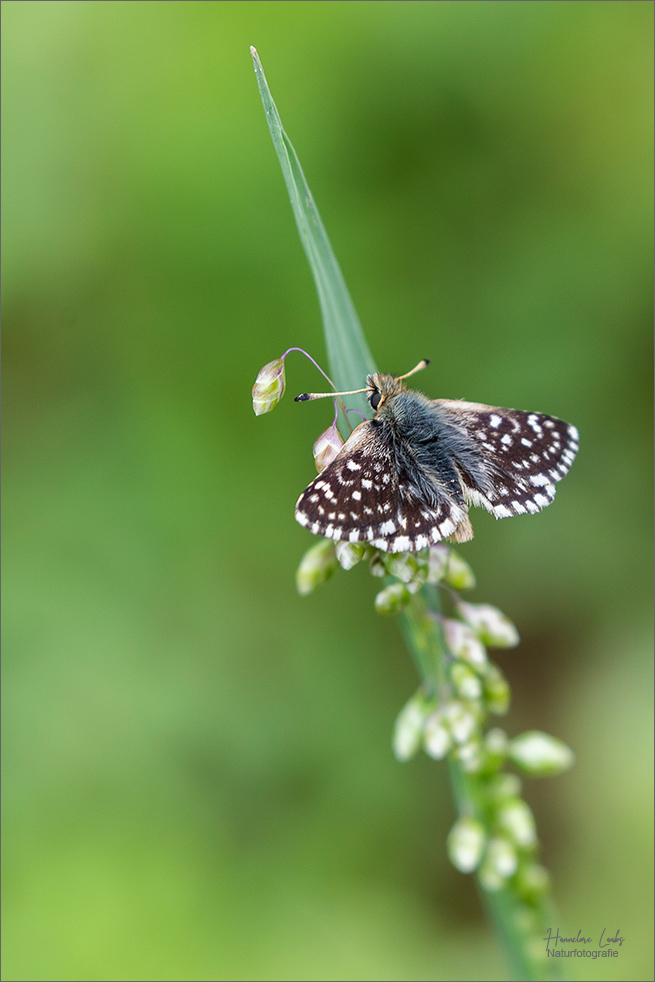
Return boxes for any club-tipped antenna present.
[295,386,368,403]
[397,359,430,381]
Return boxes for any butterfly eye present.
[369,389,381,411]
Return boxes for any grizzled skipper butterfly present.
[294,361,578,553]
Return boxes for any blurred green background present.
[3,2,653,980]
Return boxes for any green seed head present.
[252,358,286,415]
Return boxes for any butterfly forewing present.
[434,400,579,519]
[295,420,468,552]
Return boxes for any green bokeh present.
[3,2,653,980]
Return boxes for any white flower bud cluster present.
[369,545,475,597]
[394,677,573,894]
[294,529,574,909]
[448,795,547,901]
[381,543,574,904]
[380,547,517,766]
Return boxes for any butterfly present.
[294,361,578,552]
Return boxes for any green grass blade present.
[250,46,377,408]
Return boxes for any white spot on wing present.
[494,505,513,518]
[528,414,544,437]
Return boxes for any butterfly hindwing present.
[433,400,580,519]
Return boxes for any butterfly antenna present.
[397,359,430,381]
[295,386,368,402]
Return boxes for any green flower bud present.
[513,906,542,939]
[447,817,486,873]
[443,700,478,744]
[481,663,511,715]
[369,552,387,578]
[457,602,519,648]
[450,663,483,700]
[335,541,366,570]
[479,836,518,890]
[374,582,410,615]
[426,545,449,585]
[515,863,550,902]
[392,690,433,762]
[387,552,428,588]
[295,540,337,596]
[453,738,485,773]
[442,619,488,670]
[423,709,452,760]
[313,423,344,472]
[442,548,476,590]
[483,727,509,771]
[488,772,522,801]
[497,798,537,848]
[509,731,575,776]
[252,358,285,415]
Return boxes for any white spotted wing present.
[294,420,469,553]
[433,400,579,519]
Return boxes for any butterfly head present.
[365,373,405,412]
[365,360,432,413]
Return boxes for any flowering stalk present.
[303,541,572,981]
[398,583,567,982]
[251,46,573,980]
